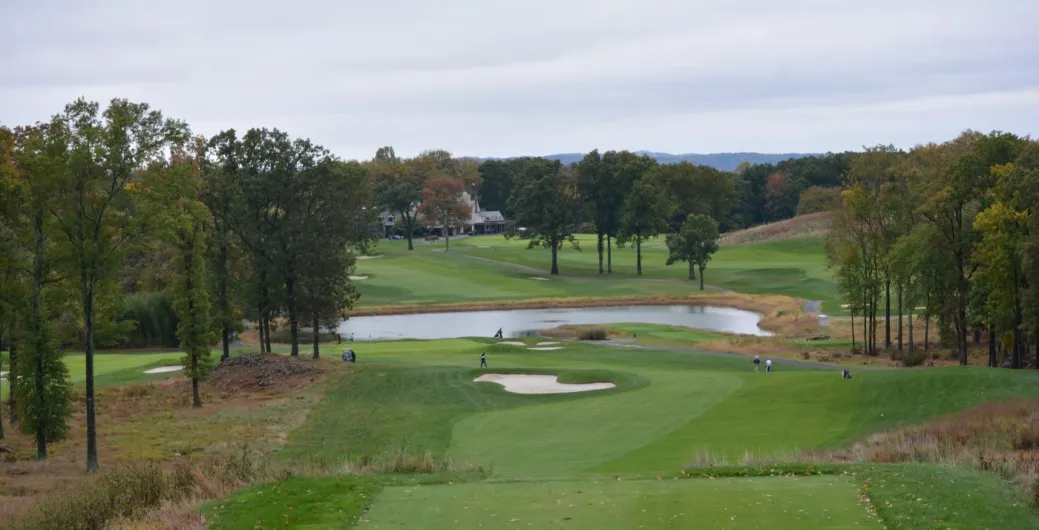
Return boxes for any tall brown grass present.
[2,443,487,530]
[684,400,1039,506]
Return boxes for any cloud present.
[1,0,1037,159]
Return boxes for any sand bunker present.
[474,374,615,394]
[497,341,526,346]
[536,341,560,346]
[357,255,383,260]
[349,275,369,280]
[528,347,564,351]
[529,277,550,281]
[143,366,183,374]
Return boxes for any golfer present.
[480,352,487,368]
[765,359,773,373]
[753,356,761,372]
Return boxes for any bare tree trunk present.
[607,236,612,274]
[989,327,997,367]
[897,284,903,352]
[699,264,705,291]
[850,309,857,351]
[82,276,98,472]
[885,277,891,350]
[907,311,914,355]
[924,314,931,351]
[405,214,415,250]
[285,274,299,356]
[263,316,272,354]
[597,232,604,274]
[636,235,642,276]
[7,333,15,424]
[312,310,320,360]
[687,261,694,281]
[218,240,231,361]
[550,240,560,275]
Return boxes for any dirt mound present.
[207,354,322,394]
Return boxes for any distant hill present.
[472,152,814,171]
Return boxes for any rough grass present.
[356,234,841,313]
[720,212,832,246]
[809,400,1039,499]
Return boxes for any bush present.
[577,327,608,341]
[901,352,927,367]
[10,465,188,530]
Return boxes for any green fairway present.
[360,476,881,529]
[354,234,841,311]
[1,350,185,395]
[201,338,1039,529]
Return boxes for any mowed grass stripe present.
[447,370,741,478]
[358,235,841,312]
[360,476,882,529]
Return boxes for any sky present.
[1,0,1038,160]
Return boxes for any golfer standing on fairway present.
[765,359,773,372]
[480,352,487,368]
[753,356,761,372]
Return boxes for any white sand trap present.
[349,275,369,280]
[528,346,564,351]
[529,277,550,281]
[143,366,183,374]
[0,371,7,379]
[497,341,526,346]
[536,341,560,346]
[357,255,383,260]
[474,374,615,394]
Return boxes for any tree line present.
[0,99,372,469]
[826,132,1039,369]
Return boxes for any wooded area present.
[1,98,1035,476]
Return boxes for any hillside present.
[721,212,832,246]
[472,152,813,171]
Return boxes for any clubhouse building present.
[374,188,508,238]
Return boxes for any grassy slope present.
[355,234,839,312]
[207,339,1039,528]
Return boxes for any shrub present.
[11,465,178,530]
[577,327,608,341]
[901,352,927,367]
[801,351,811,360]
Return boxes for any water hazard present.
[337,305,771,341]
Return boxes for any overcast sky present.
[1,0,1037,160]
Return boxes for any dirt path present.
[453,252,735,293]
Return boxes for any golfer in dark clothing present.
[753,356,761,372]
[480,352,487,368]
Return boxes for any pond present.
[336,305,771,341]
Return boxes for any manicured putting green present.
[361,476,882,529]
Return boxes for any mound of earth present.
[208,354,322,394]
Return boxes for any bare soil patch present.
[208,354,322,395]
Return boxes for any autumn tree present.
[506,159,580,275]
[140,140,216,406]
[651,162,736,232]
[418,177,471,252]
[46,99,189,471]
[296,160,370,359]
[666,214,721,289]
[6,124,74,458]
[618,179,670,276]
[373,155,430,250]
